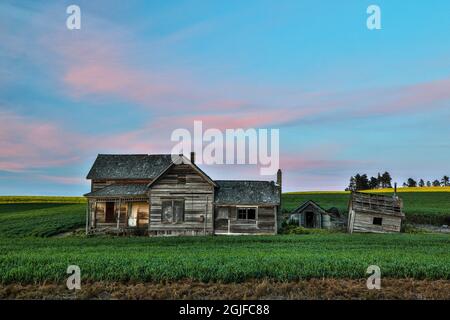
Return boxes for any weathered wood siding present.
[214,205,277,235]
[148,164,215,236]
[351,211,402,233]
[91,179,151,192]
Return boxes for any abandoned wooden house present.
[289,200,342,229]
[347,192,404,234]
[84,153,281,236]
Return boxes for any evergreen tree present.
[369,176,379,189]
[354,174,370,190]
[381,171,392,188]
[348,176,356,191]
[407,178,417,188]
[418,179,425,187]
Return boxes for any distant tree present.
[426,180,432,187]
[380,171,392,188]
[347,176,356,191]
[354,173,370,191]
[369,176,379,189]
[407,178,417,188]
[442,175,450,187]
[433,179,441,187]
[403,182,408,187]
[418,179,425,187]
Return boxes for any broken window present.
[162,200,184,223]
[373,217,383,225]
[237,207,256,220]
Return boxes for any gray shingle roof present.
[86,154,173,180]
[214,180,280,205]
[84,184,148,197]
[292,200,328,214]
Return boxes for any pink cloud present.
[0,111,82,172]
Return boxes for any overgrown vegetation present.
[279,220,339,235]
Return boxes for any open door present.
[105,202,115,223]
[305,211,314,228]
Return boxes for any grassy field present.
[0,233,449,283]
[0,201,449,285]
[0,203,85,237]
[283,191,450,225]
[0,196,85,204]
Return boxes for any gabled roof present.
[147,155,217,188]
[86,154,173,180]
[291,200,328,215]
[214,180,280,205]
[84,184,148,197]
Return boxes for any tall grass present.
[0,234,449,283]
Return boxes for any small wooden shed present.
[289,200,341,229]
[347,192,404,233]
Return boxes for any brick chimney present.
[190,151,195,164]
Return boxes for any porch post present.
[94,200,98,229]
[127,202,132,228]
[85,200,89,235]
[116,198,122,230]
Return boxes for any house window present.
[237,207,256,220]
[162,200,184,223]
[373,217,383,225]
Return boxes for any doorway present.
[305,211,314,228]
[105,202,115,223]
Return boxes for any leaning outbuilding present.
[347,192,404,234]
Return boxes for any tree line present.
[346,172,450,191]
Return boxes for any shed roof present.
[84,184,148,197]
[214,180,280,205]
[292,200,329,215]
[350,192,404,217]
[86,154,173,180]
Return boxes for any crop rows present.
[0,234,449,283]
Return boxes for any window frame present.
[161,199,185,224]
[373,217,383,226]
[237,206,258,221]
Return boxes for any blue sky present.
[0,0,450,195]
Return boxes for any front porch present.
[86,197,150,235]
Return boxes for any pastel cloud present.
[0,111,82,172]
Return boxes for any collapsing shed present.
[347,192,404,234]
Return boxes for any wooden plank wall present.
[214,205,277,234]
[351,211,402,233]
[91,179,151,192]
[149,164,215,236]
